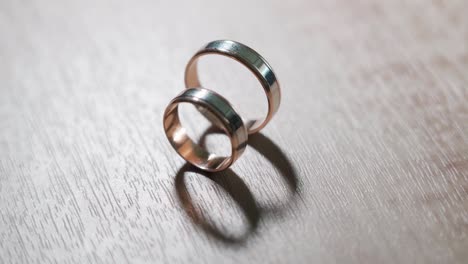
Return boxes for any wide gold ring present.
[163,88,248,172]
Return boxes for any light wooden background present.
[1,0,467,263]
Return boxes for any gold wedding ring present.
[185,40,281,134]
[163,88,248,172]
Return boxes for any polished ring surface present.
[185,40,281,134]
[163,88,248,172]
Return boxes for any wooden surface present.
[1,0,467,263]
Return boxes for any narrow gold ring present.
[185,40,281,134]
[163,88,248,172]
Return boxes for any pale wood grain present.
[1,0,467,263]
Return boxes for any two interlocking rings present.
[163,40,281,171]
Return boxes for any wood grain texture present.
[1,0,467,263]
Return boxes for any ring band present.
[163,88,248,172]
[185,40,281,134]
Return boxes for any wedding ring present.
[185,40,281,134]
[163,88,248,171]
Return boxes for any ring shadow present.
[174,128,300,243]
[175,163,260,244]
[199,127,300,211]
